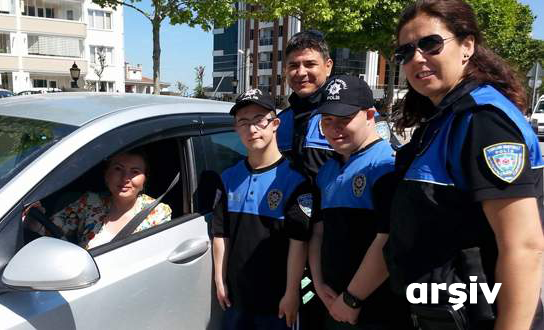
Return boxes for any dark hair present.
[105,147,150,175]
[394,0,527,132]
[285,30,330,60]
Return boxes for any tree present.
[176,80,189,96]
[93,47,108,92]
[92,0,237,95]
[247,0,541,114]
[193,65,206,98]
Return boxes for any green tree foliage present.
[467,0,539,74]
[247,0,542,113]
[92,0,237,95]
[193,65,206,98]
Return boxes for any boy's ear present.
[271,117,281,132]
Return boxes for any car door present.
[0,114,219,330]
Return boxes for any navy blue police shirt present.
[212,157,313,313]
[384,80,544,327]
[277,91,335,180]
[315,139,407,324]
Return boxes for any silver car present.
[0,93,246,329]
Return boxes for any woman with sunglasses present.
[384,0,544,329]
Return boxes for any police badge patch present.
[375,121,391,142]
[297,194,313,218]
[267,189,283,211]
[483,142,525,183]
[352,175,366,197]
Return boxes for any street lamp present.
[232,77,238,95]
[70,62,80,88]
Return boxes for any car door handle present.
[168,238,210,264]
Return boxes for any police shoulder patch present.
[267,189,283,211]
[297,193,313,218]
[483,142,525,183]
[352,174,366,197]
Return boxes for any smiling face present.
[398,13,474,105]
[321,110,375,160]
[104,153,147,202]
[285,48,333,98]
[234,104,280,152]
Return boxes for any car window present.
[0,116,77,188]
[201,131,246,175]
[535,101,544,113]
[19,114,201,252]
[192,131,246,213]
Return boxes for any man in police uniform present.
[277,30,335,180]
[309,75,410,330]
[212,89,313,330]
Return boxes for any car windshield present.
[0,115,77,188]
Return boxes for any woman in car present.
[25,147,172,249]
[384,0,544,329]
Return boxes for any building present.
[125,62,170,94]
[212,2,301,104]
[212,3,406,104]
[0,0,125,93]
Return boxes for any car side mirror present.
[1,237,100,291]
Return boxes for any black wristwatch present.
[342,290,363,309]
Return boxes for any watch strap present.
[342,290,363,309]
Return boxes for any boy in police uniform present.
[308,75,410,330]
[212,89,313,330]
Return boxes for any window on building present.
[88,10,112,30]
[33,79,47,88]
[277,75,281,85]
[249,29,253,41]
[45,7,54,18]
[90,46,113,65]
[28,35,83,58]
[0,0,13,14]
[278,25,283,36]
[66,9,73,20]
[278,50,282,61]
[22,0,60,18]
[0,33,10,54]
[49,81,57,88]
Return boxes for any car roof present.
[0,92,234,126]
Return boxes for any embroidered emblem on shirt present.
[213,189,222,209]
[352,174,366,197]
[483,142,525,183]
[325,79,348,101]
[297,193,313,218]
[375,121,391,142]
[267,189,283,211]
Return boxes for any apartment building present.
[0,0,124,93]
[212,3,300,103]
[212,3,405,104]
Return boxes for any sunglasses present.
[394,34,456,64]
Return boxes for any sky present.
[124,0,544,92]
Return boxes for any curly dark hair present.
[394,0,527,133]
[285,30,330,60]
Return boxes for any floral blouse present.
[48,192,172,249]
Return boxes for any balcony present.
[0,15,16,30]
[22,56,87,75]
[21,16,86,38]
